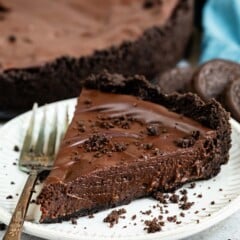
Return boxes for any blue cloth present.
[200,0,240,63]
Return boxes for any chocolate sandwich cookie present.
[192,59,240,101]
[155,67,194,94]
[224,79,240,122]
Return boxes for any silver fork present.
[3,103,68,240]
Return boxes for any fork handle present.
[3,171,38,240]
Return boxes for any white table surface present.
[0,121,239,240]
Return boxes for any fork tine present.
[20,103,38,159]
[34,105,46,155]
[46,106,58,156]
[60,105,69,142]
[54,105,69,155]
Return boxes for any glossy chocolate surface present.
[0,0,179,70]
[46,89,214,184]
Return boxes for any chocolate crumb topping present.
[146,123,161,136]
[83,134,109,152]
[95,120,114,130]
[175,136,196,148]
[142,143,154,150]
[113,143,127,152]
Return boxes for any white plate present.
[0,98,240,240]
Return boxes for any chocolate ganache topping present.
[46,89,215,184]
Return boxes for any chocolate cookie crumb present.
[131,215,136,220]
[71,218,77,225]
[6,195,13,199]
[153,192,167,204]
[179,202,194,210]
[180,195,188,203]
[141,210,152,215]
[210,201,215,205]
[180,212,185,217]
[88,214,94,219]
[175,136,196,148]
[189,183,196,189]
[0,223,6,231]
[144,218,163,233]
[13,145,19,152]
[180,189,188,195]
[103,208,126,227]
[169,194,179,203]
[83,134,109,152]
[146,123,161,136]
[167,215,177,223]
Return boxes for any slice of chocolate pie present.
[37,72,231,223]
